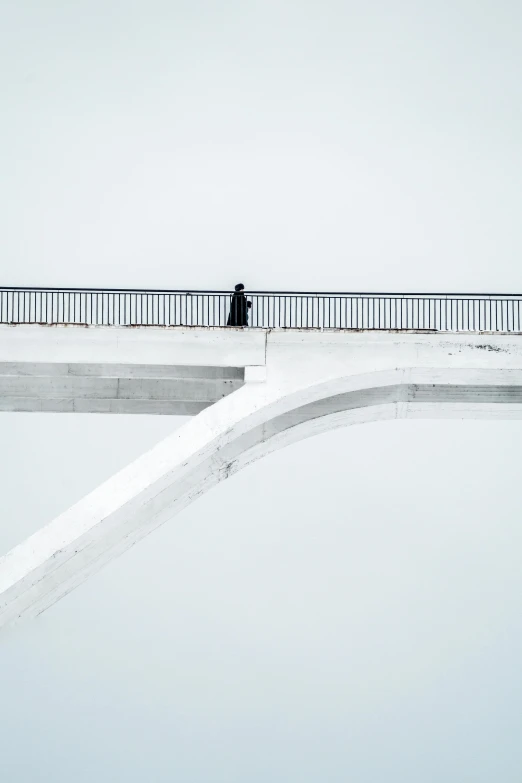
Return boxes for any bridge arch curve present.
[1,364,522,628]
[187,365,522,485]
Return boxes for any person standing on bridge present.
[227,283,252,326]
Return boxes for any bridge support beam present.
[2,329,522,628]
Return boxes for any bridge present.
[1,286,522,629]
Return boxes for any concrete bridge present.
[1,288,522,629]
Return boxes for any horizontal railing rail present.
[1,288,521,332]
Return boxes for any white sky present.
[1,1,521,781]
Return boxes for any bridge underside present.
[0,362,244,415]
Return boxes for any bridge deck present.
[1,323,521,415]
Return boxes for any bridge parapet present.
[1,287,521,332]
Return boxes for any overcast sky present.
[1,1,522,781]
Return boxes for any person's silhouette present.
[227,283,251,326]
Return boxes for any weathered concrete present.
[1,327,522,628]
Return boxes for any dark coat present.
[227,292,250,326]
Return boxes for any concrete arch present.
[1,364,522,629]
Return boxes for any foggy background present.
[1,1,521,781]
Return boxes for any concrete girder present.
[0,362,245,414]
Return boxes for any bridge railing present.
[1,288,521,332]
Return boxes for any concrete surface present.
[1,327,521,628]
[0,324,266,367]
[0,362,244,414]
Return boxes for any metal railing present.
[1,287,521,332]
